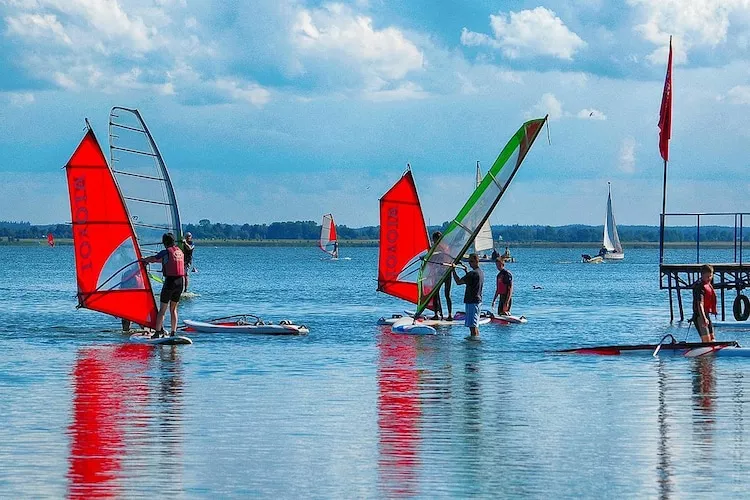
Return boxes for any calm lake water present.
[1,244,750,498]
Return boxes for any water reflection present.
[691,357,716,478]
[67,344,185,498]
[377,332,421,498]
[656,360,673,500]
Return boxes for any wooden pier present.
[660,212,750,322]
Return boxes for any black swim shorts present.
[160,276,184,304]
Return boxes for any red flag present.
[658,37,673,162]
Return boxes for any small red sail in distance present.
[320,213,338,256]
[65,128,158,329]
[377,170,430,305]
[47,233,55,247]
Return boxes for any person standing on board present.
[429,231,453,321]
[332,241,339,259]
[452,253,484,340]
[692,264,717,342]
[491,257,513,316]
[182,232,195,291]
[142,233,185,337]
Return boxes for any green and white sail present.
[108,107,182,274]
[415,117,548,317]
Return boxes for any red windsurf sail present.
[377,169,430,305]
[47,233,55,247]
[65,128,158,329]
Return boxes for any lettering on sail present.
[73,176,93,273]
[385,207,399,281]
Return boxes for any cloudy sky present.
[1,0,749,226]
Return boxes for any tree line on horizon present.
[3,219,749,243]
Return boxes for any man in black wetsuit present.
[182,232,195,291]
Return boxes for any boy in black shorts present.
[142,233,185,336]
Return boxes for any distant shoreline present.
[1,238,741,249]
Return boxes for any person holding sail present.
[429,231,453,321]
[491,256,513,315]
[452,253,484,340]
[142,233,185,337]
[182,232,195,291]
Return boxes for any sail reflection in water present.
[377,333,421,497]
[67,344,185,498]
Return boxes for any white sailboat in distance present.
[583,182,624,263]
[602,182,624,260]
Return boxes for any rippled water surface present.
[2,245,750,498]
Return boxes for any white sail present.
[473,162,495,254]
[108,107,182,272]
[602,183,623,255]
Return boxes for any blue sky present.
[1,0,750,226]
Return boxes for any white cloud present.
[461,7,586,60]
[526,93,564,120]
[362,81,428,102]
[213,78,271,107]
[5,13,72,45]
[619,136,637,173]
[577,108,607,120]
[2,0,270,106]
[727,85,750,104]
[628,0,750,64]
[292,2,424,92]
[7,92,35,106]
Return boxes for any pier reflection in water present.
[67,344,185,498]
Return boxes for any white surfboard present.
[129,332,193,345]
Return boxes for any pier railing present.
[659,212,750,265]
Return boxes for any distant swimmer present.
[491,257,513,315]
[453,253,484,340]
[142,233,185,337]
[533,285,543,290]
[692,264,717,342]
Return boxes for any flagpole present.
[660,158,667,264]
[658,36,672,265]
